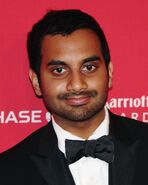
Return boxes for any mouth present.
[64,95,91,106]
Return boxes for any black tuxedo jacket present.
[1,112,148,185]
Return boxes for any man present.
[0,9,148,185]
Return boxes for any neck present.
[52,108,105,139]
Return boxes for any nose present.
[66,72,88,92]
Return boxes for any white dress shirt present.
[52,107,110,185]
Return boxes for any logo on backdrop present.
[106,95,148,122]
[0,95,148,124]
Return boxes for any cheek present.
[53,81,67,93]
[87,73,108,90]
[40,77,67,97]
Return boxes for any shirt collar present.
[52,107,110,155]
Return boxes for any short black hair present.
[27,9,110,76]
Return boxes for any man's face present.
[30,29,113,122]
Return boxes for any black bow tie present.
[65,135,114,165]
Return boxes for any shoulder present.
[0,124,52,184]
[0,122,58,183]
[109,110,147,127]
[109,111,148,140]
[0,123,49,158]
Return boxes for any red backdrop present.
[0,0,148,153]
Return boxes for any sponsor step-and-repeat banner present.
[0,0,147,153]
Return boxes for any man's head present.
[28,9,113,124]
[27,9,110,76]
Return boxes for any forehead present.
[41,29,103,63]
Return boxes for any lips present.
[65,96,91,106]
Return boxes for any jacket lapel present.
[29,122,75,185]
[109,112,140,185]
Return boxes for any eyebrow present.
[83,55,101,63]
[47,55,101,66]
[47,60,66,66]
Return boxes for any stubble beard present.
[45,91,108,122]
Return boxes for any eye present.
[52,67,67,75]
[82,64,96,72]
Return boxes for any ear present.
[108,62,113,88]
[29,69,42,96]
